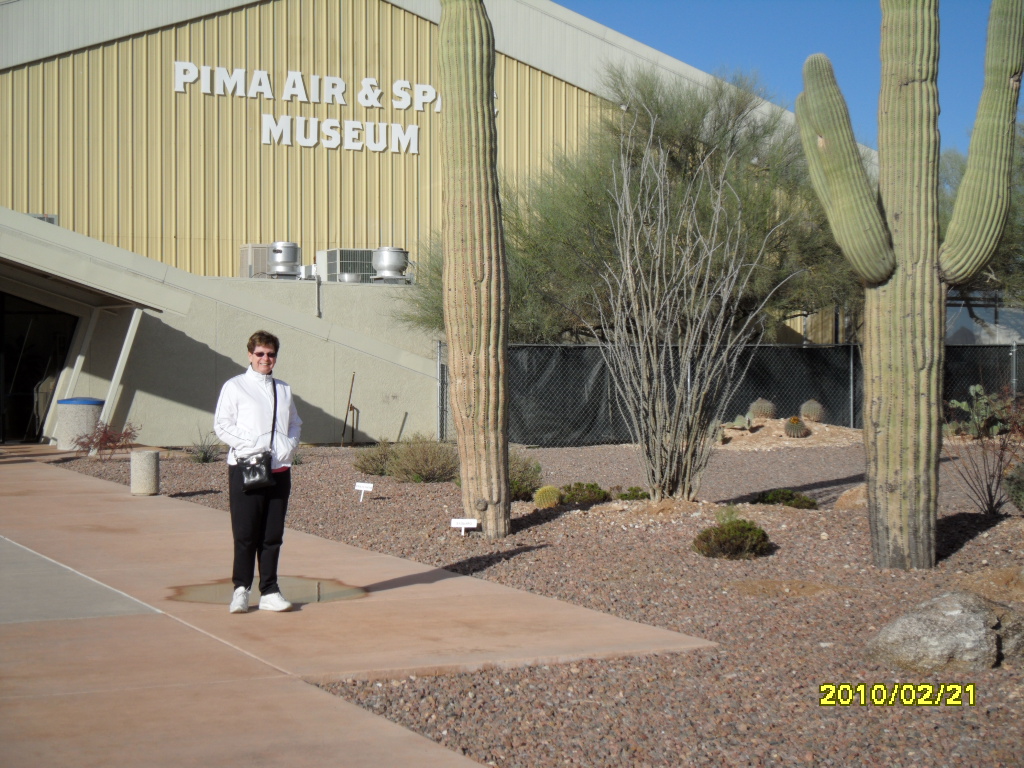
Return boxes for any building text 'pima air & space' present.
[173,61,441,153]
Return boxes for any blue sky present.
[554,0,993,155]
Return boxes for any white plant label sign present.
[451,518,479,536]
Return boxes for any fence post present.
[849,344,855,428]
[1013,342,1018,396]
[437,340,444,441]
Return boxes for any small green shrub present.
[948,384,1011,439]
[291,448,304,466]
[715,504,741,524]
[509,448,543,501]
[784,416,810,438]
[692,518,772,560]
[533,484,563,509]
[560,482,610,505]
[617,486,650,500]
[389,433,460,483]
[353,438,396,476]
[943,421,964,439]
[186,430,221,463]
[752,487,818,509]
[725,413,751,430]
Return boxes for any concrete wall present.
[58,283,441,448]
[2,208,441,448]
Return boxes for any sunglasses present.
[252,351,277,358]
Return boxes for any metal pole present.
[849,343,855,428]
[341,372,355,447]
[437,340,443,442]
[1012,341,1018,396]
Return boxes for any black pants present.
[229,465,291,595]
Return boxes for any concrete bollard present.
[130,449,160,496]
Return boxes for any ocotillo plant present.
[796,0,1023,568]
[438,0,511,538]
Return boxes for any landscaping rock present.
[834,483,867,510]
[867,591,1024,673]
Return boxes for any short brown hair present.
[247,330,280,354]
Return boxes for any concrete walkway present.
[0,446,714,767]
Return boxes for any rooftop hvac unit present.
[314,247,413,284]
[239,242,301,279]
[315,248,375,283]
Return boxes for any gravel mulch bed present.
[43,441,1024,768]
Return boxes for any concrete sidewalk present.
[0,447,713,767]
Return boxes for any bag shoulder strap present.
[270,378,277,444]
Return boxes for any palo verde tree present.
[940,120,1024,306]
[401,68,857,343]
[796,0,1024,568]
[437,0,511,538]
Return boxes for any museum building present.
[0,0,770,446]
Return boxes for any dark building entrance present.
[1,292,77,443]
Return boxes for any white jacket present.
[214,366,302,468]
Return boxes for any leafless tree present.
[594,123,790,501]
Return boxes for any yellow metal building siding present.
[780,307,857,344]
[0,0,605,276]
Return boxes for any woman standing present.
[214,330,302,613]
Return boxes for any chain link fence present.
[945,344,1024,406]
[437,343,1024,447]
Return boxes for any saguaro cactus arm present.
[796,54,896,285]
[939,0,1024,285]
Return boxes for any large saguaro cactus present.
[438,0,511,538]
[796,0,1023,569]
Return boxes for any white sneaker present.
[258,591,293,612]
[229,586,250,614]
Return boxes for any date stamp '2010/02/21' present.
[820,683,976,706]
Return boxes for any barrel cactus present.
[532,484,562,509]
[784,416,810,439]
[748,398,776,420]
[796,0,1024,568]
[800,399,826,422]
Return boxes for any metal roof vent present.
[371,247,409,281]
[239,242,301,279]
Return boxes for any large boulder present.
[866,591,1024,674]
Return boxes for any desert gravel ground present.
[45,422,1024,768]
